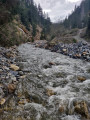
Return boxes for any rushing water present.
[1,43,90,120]
[17,43,90,120]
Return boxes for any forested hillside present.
[87,12,90,37]
[0,0,51,46]
[63,0,90,29]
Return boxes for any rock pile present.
[33,40,90,61]
[0,46,20,106]
[51,41,90,61]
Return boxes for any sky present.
[35,0,82,22]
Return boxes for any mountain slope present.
[63,0,90,29]
[0,0,51,46]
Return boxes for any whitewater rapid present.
[17,43,90,120]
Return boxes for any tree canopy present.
[0,0,51,38]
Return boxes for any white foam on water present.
[18,44,90,120]
[61,115,80,120]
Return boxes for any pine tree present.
[63,0,90,29]
[0,0,51,38]
[87,13,90,37]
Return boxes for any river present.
[1,43,90,120]
[17,43,90,120]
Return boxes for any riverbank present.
[33,40,90,61]
[0,46,26,116]
[0,46,19,102]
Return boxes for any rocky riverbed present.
[0,46,26,120]
[0,46,19,100]
[0,43,90,120]
[33,40,90,61]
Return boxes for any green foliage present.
[0,23,23,46]
[51,35,55,40]
[32,37,34,42]
[1,0,7,3]
[17,0,51,37]
[87,15,90,37]
[40,28,46,40]
[0,0,51,38]
[32,24,36,37]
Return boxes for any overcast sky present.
[35,0,82,22]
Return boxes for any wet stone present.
[37,75,43,78]
[7,83,17,93]
[10,71,18,76]
[0,88,4,98]
[77,76,86,82]
[74,101,90,119]
[59,106,65,113]
[0,98,6,105]
[46,89,55,96]
[43,64,51,69]
[10,64,19,71]
[18,71,24,76]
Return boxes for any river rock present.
[10,71,18,76]
[10,64,19,71]
[77,76,86,81]
[0,98,6,105]
[63,48,67,52]
[43,64,51,69]
[18,71,23,75]
[49,62,55,66]
[5,52,14,58]
[47,89,55,96]
[74,101,89,119]
[20,75,26,79]
[7,84,17,93]
[3,66,10,71]
[37,75,43,78]
[18,99,28,105]
[11,76,17,81]
[12,79,18,85]
[59,106,65,113]
[82,51,87,56]
[0,87,4,98]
